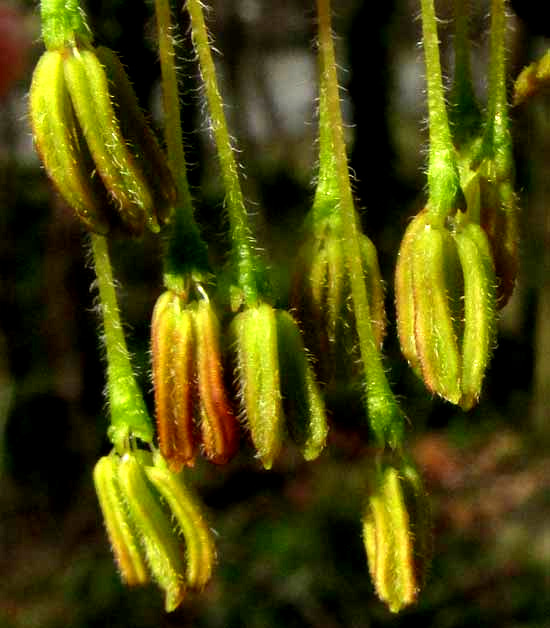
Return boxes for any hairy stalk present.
[155,0,210,290]
[420,0,463,223]
[90,234,153,451]
[155,0,192,216]
[316,0,404,448]
[185,0,261,306]
[312,67,340,225]
[40,0,91,50]
[479,0,512,172]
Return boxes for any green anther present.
[93,454,149,586]
[411,226,462,404]
[276,310,328,461]
[29,48,111,234]
[454,223,497,409]
[63,47,153,234]
[118,453,186,612]
[145,462,216,591]
[96,46,176,230]
[395,212,429,375]
[232,304,284,469]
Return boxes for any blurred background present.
[1,1,549,626]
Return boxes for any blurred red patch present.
[0,3,31,100]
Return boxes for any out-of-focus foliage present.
[1,1,549,626]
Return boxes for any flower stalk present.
[90,234,154,450]
[420,0,464,223]
[316,0,404,449]
[185,0,265,307]
[155,0,210,289]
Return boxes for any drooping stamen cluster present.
[94,450,215,612]
[29,8,175,235]
[395,0,515,409]
[362,455,433,614]
[152,288,238,470]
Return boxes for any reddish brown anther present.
[193,299,239,464]
[151,291,196,471]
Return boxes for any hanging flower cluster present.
[29,0,521,615]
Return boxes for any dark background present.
[1,1,549,626]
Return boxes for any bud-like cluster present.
[395,210,497,409]
[231,303,328,469]
[362,457,432,613]
[93,450,215,612]
[151,289,239,471]
[29,44,175,235]
[513,49,550,106]
[291,215,386,387]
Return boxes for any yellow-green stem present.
[90,234,153,451]
[155,0,210,291]
[316,0,404,448]
[480,0,512,174]
[420,0,462,222]
[185,0,260,306]
[155,0,192,214]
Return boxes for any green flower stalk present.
[315,0,404,449]
[91,233,154,450]
[449,0,518,308]
[40,0,91,50]
[185,0,265,308]
[476,0,519,307]
[291,55,386,389]
[186,0,328,468]
[154,0,209,287]
[420,0,465,224]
